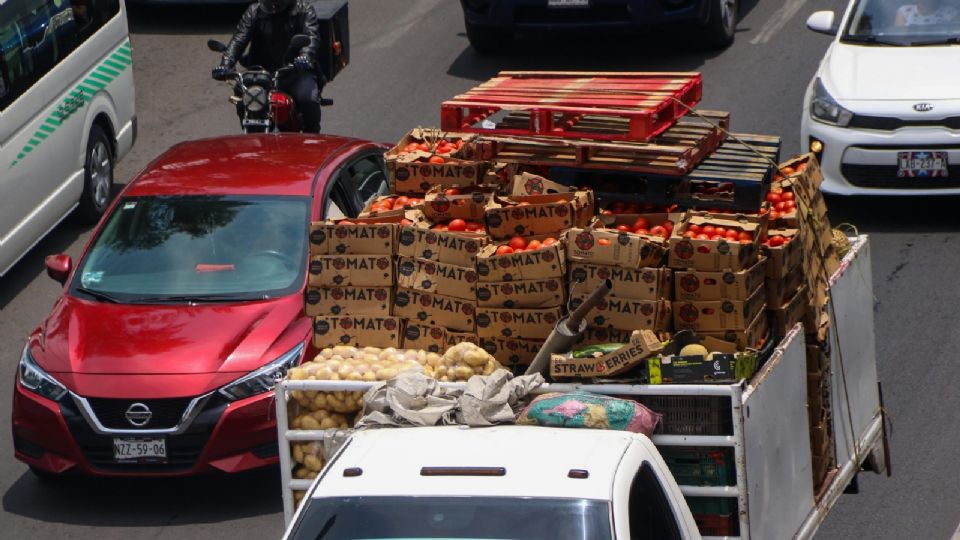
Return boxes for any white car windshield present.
[843,0,960,44]
[70,195,309,303]
[288,496,614,540]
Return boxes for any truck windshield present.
[70,195,309,303]
[289,496,613,540]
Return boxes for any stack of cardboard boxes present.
[669,212,769,349]
[307,221,401,349]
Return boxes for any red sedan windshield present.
[71,195,309,303]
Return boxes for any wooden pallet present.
[466,110,730,176]
[440,71,702,142]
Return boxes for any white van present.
[0,0,136,276]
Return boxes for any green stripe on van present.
[9,40,132,169]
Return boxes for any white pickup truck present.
[276,236,889,539]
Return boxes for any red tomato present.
[767,235,785,247]
[775,201,787,212]
[601,209,614,215]
[696,233,711,240]
[399,219,413,226]
[713,226,727,237]
[784,200,796,210]
[663,220,674,233]
[542,237,558,247]
[634,228,649,235]
[782,191,795,201]
[495,245,515,256]
[465,221,480,232]
[445,188,461,196]
[428,156,445,164]
[769,210,781,221]
[513,248,526,253]
[688,224,703,235]
[508,236,528,250]
[738,231,753,242]
[527,240,543,250]
[598,238,612,246]
[649,225,667,238]
[393,196,410,208]
[447,219,467,232]
[725,229,740,240]
[616,224,631,233]
[710,234,723,241]
[632,217,650,230]
[415,143,430,152]
[683,230,697,239]
[766,192,782,204]
[702,225,717,236]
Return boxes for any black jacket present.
[223,1,321,73]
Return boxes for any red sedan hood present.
[38,295,306,375]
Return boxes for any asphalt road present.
[3,0,959,538]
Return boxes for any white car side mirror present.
[807,11,837,36]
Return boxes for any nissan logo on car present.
[913,103,934,112]
[124,403,153,427]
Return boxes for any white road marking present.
[366,0,444,50]
[750,0,810,45]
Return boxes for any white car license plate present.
[113,437,167,461]
[897,151,949,178]
[548,0,589,7]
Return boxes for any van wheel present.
[76,126,114,224]
[466,23,512,55]
[696,0,738,50]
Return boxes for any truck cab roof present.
[312,425,659,501]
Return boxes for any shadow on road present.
[2,466,281,526]
[826,195,960,234]
[127,4,247,35]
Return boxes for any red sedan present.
[11,134,389,477]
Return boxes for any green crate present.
[687,496,738,516]
[661,447,735,486]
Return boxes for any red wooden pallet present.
[441,71,702,142]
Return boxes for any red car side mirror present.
[45,254,72,285]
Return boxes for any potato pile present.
[428,342,501,382]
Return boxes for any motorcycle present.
[208,35,332,133]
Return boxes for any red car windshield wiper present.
[74,287,120,304]
[131,293,266,304]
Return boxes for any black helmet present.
[259,0,293,14]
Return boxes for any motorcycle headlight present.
[810,78,853,127]
[219,343,304,401]
[18,345,68,402]
[243,86,268,114]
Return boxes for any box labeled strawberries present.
[393,287,477,332]
[569,263,672,301]
[569,292,672,332]
[312,316,403,349]
[485,191,594,239]
[396,256,478,301]
[674,286,766,331]
[565,223,667,269]
[304,286,392,317]
[668,212,765,272]
[475,236,565,282]
[550,330,664,379]
[397,219,488,268]
[308,254,394,287]
[476,276,565,309]
[475,306,562,340]
[309,221,397,256]
[674,257,766,302]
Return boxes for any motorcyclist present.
[212,0,324,132]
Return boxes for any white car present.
[801,0,960,195]
[282,425,701,539]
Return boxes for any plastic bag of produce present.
[517,391,661,436]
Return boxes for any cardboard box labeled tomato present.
[569,263,672,302]
[401,322,449,353]
[385,128,488,194]
[313,316,403,349]
[674,257,766,302]
[309,221,397,256]
[509,173,578,196]
[476,276,565,309]
[596,212,683,240]
[475,306,562,340]
[485,191,594,239]
[569,293,672,332]
[674,286,766,331]
[479,337,543,367]
[565,224,667,269]
[551,330,663,380]
[397,218,489,268]
[308,254,394,287]
[779,154,823,197]
[475,237,565,282]
[766,263,804,308]
[358,195,424,220]
[304,286,392,317]
[770,285,809,340]
[700,308,769,350]
[396,256,478,301]
[667,212,765,272]
[422,186,496,222]
[393,287,477,333]
[762,229,803,279]
[574,326,637,348]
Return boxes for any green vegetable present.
[572,343,626,358]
